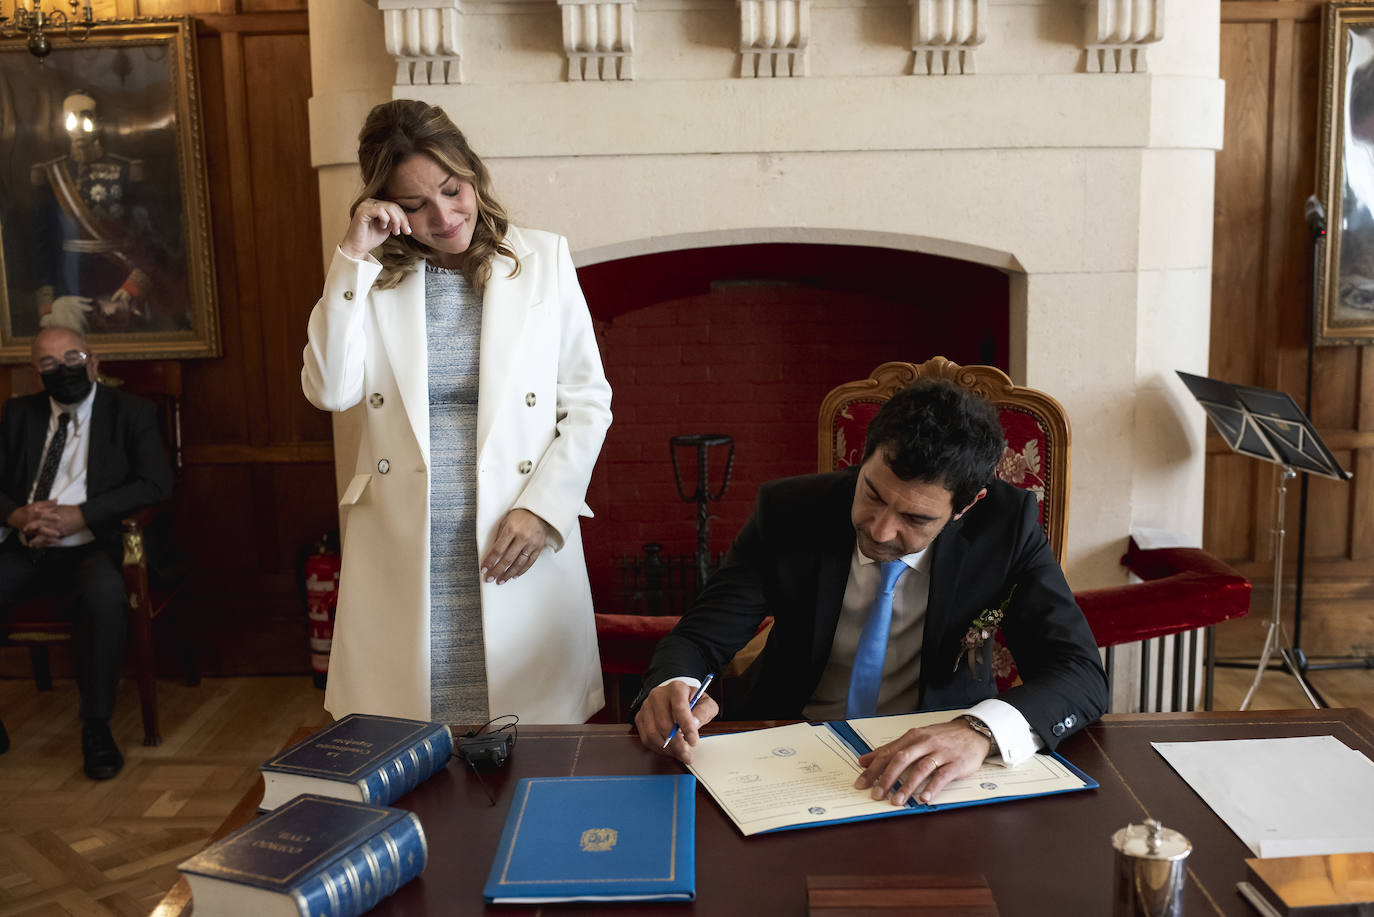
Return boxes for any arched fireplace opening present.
[577,242,1010,613]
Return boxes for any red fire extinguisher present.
[301,532,341,689]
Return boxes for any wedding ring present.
[927,758,942,768]
[519,551,530,557]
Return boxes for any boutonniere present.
[956,585,1016,675]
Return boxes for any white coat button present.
[377,459,391,474]
[369,393,384,408]
[343,290,354,301]
[525,392,536,407]
[518,460,532,474]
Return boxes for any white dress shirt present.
[14,386,98,547]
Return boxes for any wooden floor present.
[0,663,1371,917]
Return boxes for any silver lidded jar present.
[1111,818,1192,916]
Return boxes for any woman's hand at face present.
[340,198,411,261]
[481,508,550,585]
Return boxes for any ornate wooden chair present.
[820,357,1070,562]
[0,362,191,746]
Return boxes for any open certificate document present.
[686,711,1096,836]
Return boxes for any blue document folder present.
[687,716,1099,837]
[483,775,696,903]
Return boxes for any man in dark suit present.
[634,379,1108,807]
[0,325,171,779]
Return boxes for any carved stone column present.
[738,0,810,78]
[559,0,636,81]
[910,0,986,76]
[1084,0,1163,74]
[379,0,464,86]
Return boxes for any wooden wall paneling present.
[242,0,307,12]
[182,33,252,449]
[239,31,329,446]
[270,462,339,569]
[214,29,272,450]
[182,465,258,572]
[1354,347,1374,560]
[136,0,229,14]
[1215,1,1374,660]
[1210,19,1275,563]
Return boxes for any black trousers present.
[0,538,126,721]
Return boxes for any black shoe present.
[81,720,123,780]
[0,718,8,754]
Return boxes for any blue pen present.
[662,673,715,749]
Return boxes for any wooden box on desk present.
[808,874,999,915]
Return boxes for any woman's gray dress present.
[424,264,489,724]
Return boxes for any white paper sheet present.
[1152,736,1374,857]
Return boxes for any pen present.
[662,673,715,749]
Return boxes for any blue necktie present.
[846,559,908,718]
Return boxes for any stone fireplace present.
[306,0,1224,597]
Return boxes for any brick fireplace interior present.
[577,242,1009,612]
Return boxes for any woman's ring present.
[927,758,942,768]
[519,551,530,557]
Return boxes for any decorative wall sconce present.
[0,1,94,58]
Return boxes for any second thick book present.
[260,713,452,811]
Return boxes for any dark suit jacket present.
[639,468,1109,752]
[0,385,172,565]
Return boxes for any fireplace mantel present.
[309,0,1224,600]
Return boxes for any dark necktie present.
[846,559,908,718]
[32,412,72,502]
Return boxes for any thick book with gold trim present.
[259,713,452,811]
[178,794,427,917]
[483,775,696,903]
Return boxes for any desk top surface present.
[154,708,1374,917]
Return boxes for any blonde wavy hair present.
[353,100,519,292]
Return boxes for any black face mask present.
[40,364,93,405]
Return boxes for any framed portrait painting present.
[0,17,218,361]
[1316,1,1374,345]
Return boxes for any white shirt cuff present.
[657,676,702,691]
[967,698,1044,767]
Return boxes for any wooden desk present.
[154,709,1374,916]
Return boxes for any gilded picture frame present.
[1316,1,1374,345]
[0,17,219,361]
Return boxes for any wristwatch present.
[960,715,998,755]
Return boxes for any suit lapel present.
[476,230,540,460]
[86,387,113,496]
[374,266,430,467]
[20,397,48,488]
[810,470,859,674]
[921,512,970,693]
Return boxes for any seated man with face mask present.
[0,325,171,779]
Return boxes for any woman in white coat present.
[302,100,612,725]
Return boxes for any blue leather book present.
[483,775,696,903]
[259,713,452,811]
[178,794,427,917]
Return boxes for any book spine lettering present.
[359,727,452,805]
[291,815,428,917]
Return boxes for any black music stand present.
[1176,371,1351,710]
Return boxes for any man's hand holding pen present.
[635,676,720,764]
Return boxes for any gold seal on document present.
[579,828,618,852]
